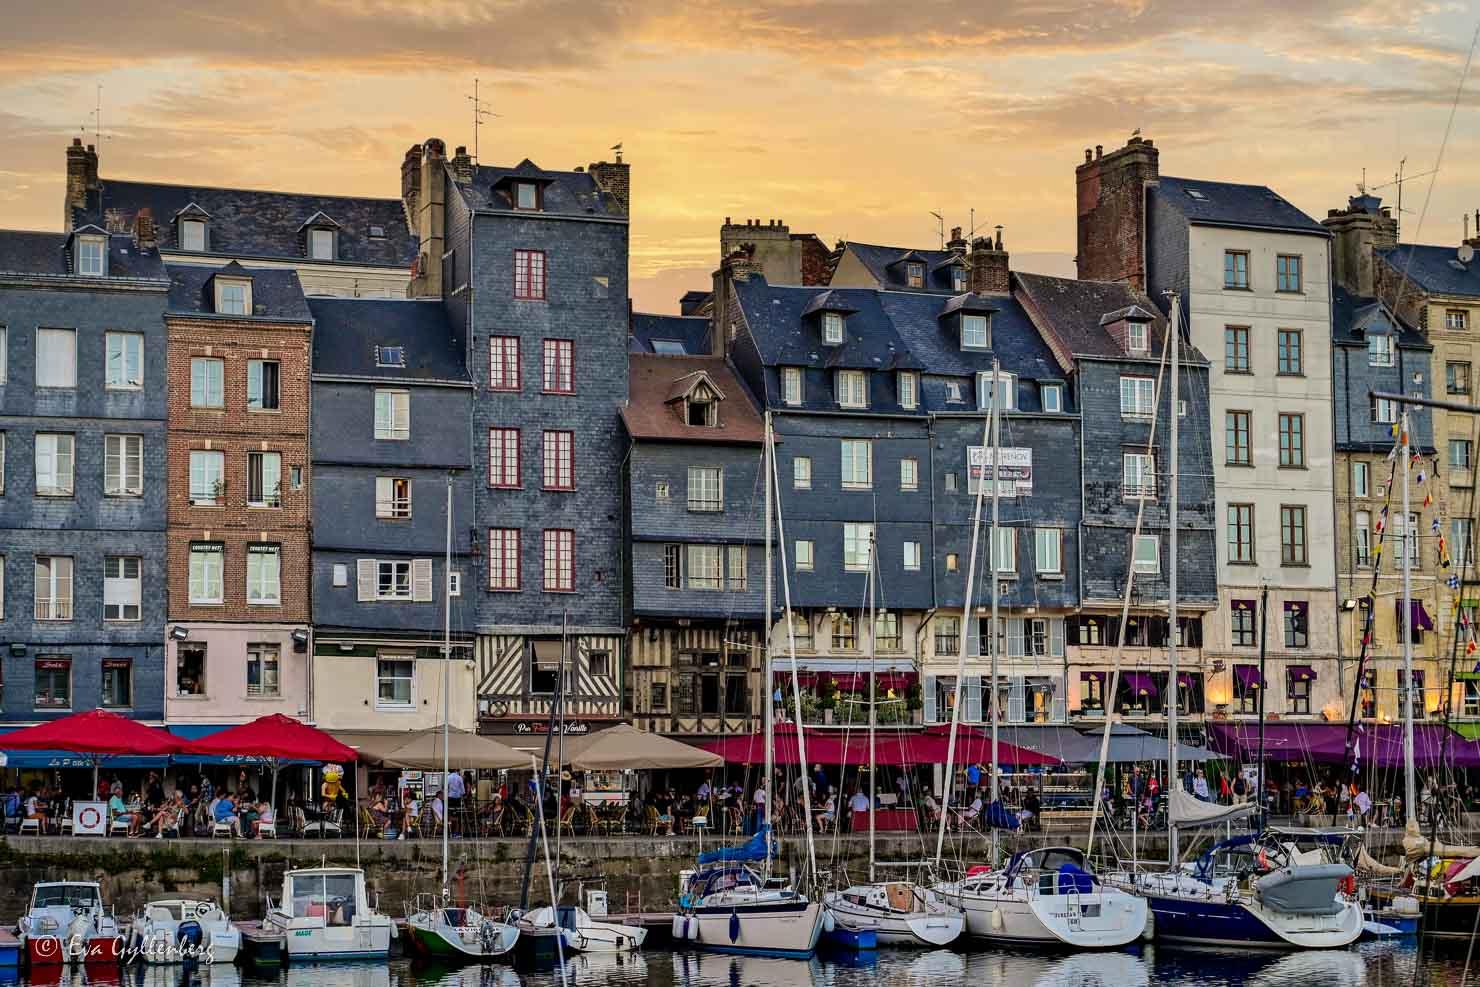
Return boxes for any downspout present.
[305,315,317,721]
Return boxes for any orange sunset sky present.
[2,1,1479,312]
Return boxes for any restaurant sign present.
[967,446,1033,496]
[513,720,592,736]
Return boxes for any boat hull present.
[823,894,963,947]
[672,901,826,958]
[405,912,518,963]
[1367,890,1480,941]
[948,887,1147,948]
[1142,892,1362,949]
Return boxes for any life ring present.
[78,806,102,830]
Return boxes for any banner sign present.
[967,446,1033,496]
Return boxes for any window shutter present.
[1008,677,1026,722]
[357,560,376,602]
[964,675,982,722]
[924,675,937,724]
[1007,619,1025,658]
[412,559,434,601]
[1050,618,1065,658]
[1051,679,1066,722]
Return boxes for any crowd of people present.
[4,768,281,839]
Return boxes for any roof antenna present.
[930,211,944,249]
[466,77,497,164]
[85,83,110,146]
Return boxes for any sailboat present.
[404,478,521,962]
[823,536,964,947]
[1107,292,1361,949]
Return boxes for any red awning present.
[916,726,1062,767]
[700,724,1059,767]
[698,723,852,766]
[183,713,356,763]
[0,709,181,756]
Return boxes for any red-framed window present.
[488,528,521,590]
[542,339,574,394]
[515,249,546,300]
[542,430,574,491]
[489,336,520,391]
[488,428,521,488]
[543,529,574,592]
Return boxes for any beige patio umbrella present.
[380,725,535,771]
[560,723,723,771]
[332,729,425,765]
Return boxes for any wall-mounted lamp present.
[1342,599,1359,612]
[169,626,189,642]
[469,528,482,556]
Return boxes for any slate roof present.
[1331,284,1428,349]
[679,290,712,315]
[841,241,965,292]
[73,179,415,266]
[1152,176,1327,236]
[1014,272,1205,366]
[166,263,312,322]
[623,354,764,444]
[458,161,622,217]
[308,298,470,382]
[630,312,711,355]
[0,229,167,280]
[1379,243,1480,299]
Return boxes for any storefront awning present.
[769,657,915,674]
[1234,665,1263,690]
[1286,664,1316,682]
[1123,672,1157,697]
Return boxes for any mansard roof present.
[309,297,471,382]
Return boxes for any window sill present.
[1276,372,1306,379]
[374,436,410,442]
[247,408,282,415]
[1275,290,1306,296]
[190,406,226,412]
[545,487,577,493]
[540,389,574,397]
[36,493,76,499]
[1276,465,1309,471]
[244,695,284,702]
[246,602,283,608]
[374,597,416,603]
[1280,562,1312,569]
[173,694,210,701]
[1228,560,1258,566]
[34,617,75,623]
[246,504,282,511]
[188,502,224,509]
[105,385,143,393]
[1225,461,1253,468]
[1223,286,1253,292]
[487,587,522,593]
[375,704,416,713]
[1224,369,1254,375]
[104,492,144,499]
[103,618,143,624]
[543,589,578,594]
[375,515,413,522]
[840,485,873,492]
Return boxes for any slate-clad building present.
[307,297,477,732]
[0,227,169,722]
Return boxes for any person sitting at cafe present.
[25,788,50,833]
[370,795,391,832]
[961,790,984,828]
[145,771,165,811]
[213,794,242,838]
[109,786,139,836]
[814,790,837,832]
[253,801,275,838]
[847,789,871,831]
[923,793,943,826]
[146,791,183,838]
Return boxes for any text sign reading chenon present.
[967,446,1033,496]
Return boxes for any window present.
[832,613,857,651]
[935,616,961,656]
[687,545,721,590]
[488,528,520,590]
[906,261,924,288]
[1224,249,1249,289]
[1226,503,1254,564]
[900,457,919,491]
[0,432,5,494]
[180,219,206,252]
[1127,321,1149,354]
[1276,254,1302,293]
[1230,600,1257,647]
[1402,669,1426,720]
[1034,528,1062,575]
[904,541,922,571]
[945,553,959,572]
[247,451,282,507]
[898,371,918,409]
[515,249,546,300]
[589,649,611,677]
[104,434,143,496]
[1041,383,1063,413]
[333,564,347,586]
[1287,671,1311,715]
[247,360,280,410]
[1123,452,1155,499]
[77,235,106,276]
[374,345,404,368]
[1278,413,1305,467]
[1224,326,1250,374]
[542,339,574,393]
[34,556,73,620]
[1454,518,1475,568]
[188,450,225,505]
[875,612,902,651]
[961,314,989,349]
[782,367,803,406]
[489,336,521,390]
[103,556,141,621]
[376,659,414,707]
[1394,512,1421,567]
[216,279,250,315]
[374,389,410,439]
[822,311,845,344]
[105,332,143,389]
[372,560,412,600]
[1283,601,1309,649]
[795,539,815,570]
[35,433,75,496]
[727,545,748,591]
[1225,411,1251,465]
[34,659,70,710]
[0,326,6,383]
[1355,511,1372,567]
[841,439,872,489]
[543,529,575,592]
[515,182,539,210]
[1277,330,1303,375]
[101,659,131,708]
[977,371,1015,411]
[189,544,224,604]
[663,544,681,589]
[686,385,717,426]
[1119,376,1155,419]
[1280,505,1308,565]
[793,456,812,489]
[952,267,966,292]
[844,523,874,572]
[487,427,521,488]
[650,682,669,711]
[837,370,867,408]
[1453,439,1473,472]
[190,357,224,407]
[309,228,334,260]
[1372,395,1398,424]
[1352,461,1370,498]
[1450,362,1473,396]
[1368,334,1395,367]
[36,328,76,388]
[246,645,280,697]
[944,472,957,492]
[993,527,1017,574]
[176,645,206,697]
[247,544,281,605]
[1132,534,1159,574]
[375,476,411,519]
[687,467,722,511]
[1447,309,1469,331]
[542,430,575,491]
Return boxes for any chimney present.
[1469,209,1480,250]
[946,226,968,255]
[132,207,157,250]
[587,157,631,216]
[448,145,475,185]
[65,137,100,222]
[1321,192,1398,296]
[410,139,446,299]
[400,143,423,230]
[970,234,1010,294]
[1075,135,1159,289]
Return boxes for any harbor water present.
[10,942,1480,987]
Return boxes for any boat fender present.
[989,908,1004,932]
[967,865,993,877]
[1143,910,1155,941]
[1339,875,1357,896]
[729,911,740,943]
[1392,896,1422,917]
[823,910,836,933]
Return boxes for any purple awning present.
[1123,672,1156,697]
[1081,670,1106,683]
[1176,672,1196,690]
[1234,665,1263,690]
[1206,723,1480,768]
[1396,599,1435,631]
[1287,664,1316,682]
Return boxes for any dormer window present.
[898,371,919,410]
[515,182,540,211]
[976,371,1015,412]
[216,278,252,316]
[822,311,845,345]
[1127,321,1149,354]
[837,370,868,409]
[76,235,106,277]
[687,383,718,427]
[180,219,207,252]
[1040,383,1063,413]
[309,228,336,261]
[962,314,990,350]
[906,262,924,288]
[782,367,804,406]
[375,345,406,368]
[952,267,966,292]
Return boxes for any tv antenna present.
[929,211,944,248]
[466,77,499,164]
[83,83,110,145]
[1373,158,1438,239]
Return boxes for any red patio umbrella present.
[181,713,356,763]
[0,709,181,755]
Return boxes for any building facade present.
[0,228,169,722]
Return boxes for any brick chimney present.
[448,145,475,185]
[587,156,631,216]
[1075,136,1159,289]
[65,137,100,222]
[709,245,762,358]
[1322,192,1399,297]
[400,143,422,230]
[946,226,968,256]
[409,139,446,299]
[132,207,157,250]
[969,232,1010,294]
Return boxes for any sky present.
[3,2,1480,313]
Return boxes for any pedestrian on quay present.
[1193,769,1210,802]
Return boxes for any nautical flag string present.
[1450,575,1462,590]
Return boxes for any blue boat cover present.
[985,800,1019,831]
[697,825,772,865]
[1056,864,1094,894]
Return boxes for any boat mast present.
[868,538,877,885]
[1401,413,1418,824]
[764,411,775,875]
[989,357,1003,869]
[1166,292,1180,867]
[442,474,452,899]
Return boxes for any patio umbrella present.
[560,723,722,770]
[0,709,182,792]
[182,714,358,824]
[379,726,533,771]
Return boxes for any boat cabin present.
[31,883,102,912]
[282,868,366,927]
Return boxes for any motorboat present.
[404,896,519,962]
[18,881,123,966]
[822,881,962,947]
[521,904,645,953]
[263,866,395,960]
[938,846,1147,948]
[126,898,241,964]
[672,863,827,958]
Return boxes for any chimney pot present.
[725,216,731,225]
[72,137,82,147]
[455,146,467,155]
[1085,148,1092,163]
[1095,145,1103,159]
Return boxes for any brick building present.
[163,263,313,724]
